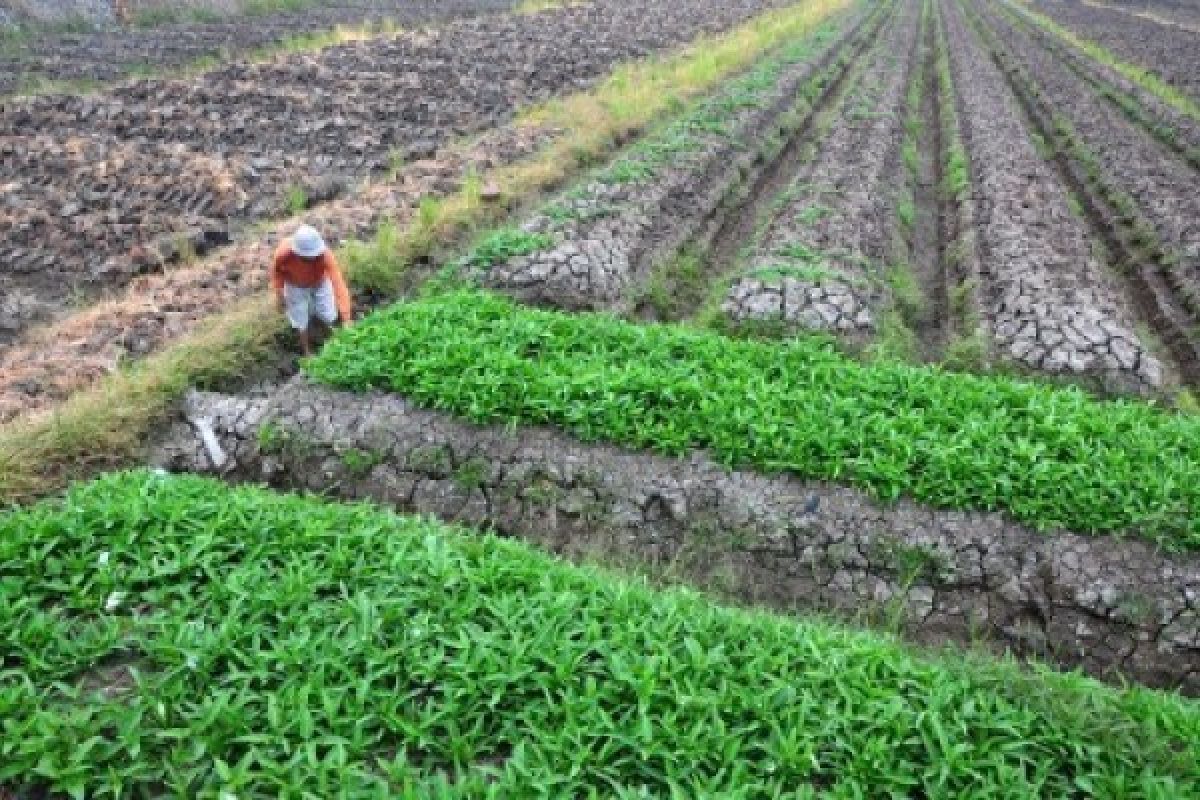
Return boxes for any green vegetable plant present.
[1,470,1196,796]
[308,289,1200,548]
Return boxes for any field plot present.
[483,3,881,312]
[965,0,1200,386]
[1,471,1197,796]
[4,0,1200,794]
[0,0,782,342]
[149,0,1200,689]
[0,0,516,96]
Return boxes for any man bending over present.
[270,224,352,355]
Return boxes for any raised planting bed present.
[2,470,1197,795]
[481,1,882,312]
[304,289,1200,547]
[970,0,1200,385]
[941,0,1163,392]
[720,0,921,343]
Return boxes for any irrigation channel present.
[154,0,1200,693]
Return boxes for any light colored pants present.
[284,278,338,330]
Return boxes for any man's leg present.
[310,278,340,351]
[297,326,313,356]
[284,283,314,355]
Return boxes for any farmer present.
[270,224,352,356]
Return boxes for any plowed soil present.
[0,0,784,341]
[0,0,515,95]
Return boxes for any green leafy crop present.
[1,471,1196,796]
[308,290,1200,548]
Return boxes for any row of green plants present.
[2,470,1196,796]
[307,289,1200,547]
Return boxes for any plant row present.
[306,288,1200,547]
[2,470,1197,796]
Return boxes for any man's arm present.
[324,252,353,325]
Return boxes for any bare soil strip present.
[0,0,782,341]
[153,381,1200,694]
[967,0,1200,389]
[906,0,949,359]
[941,0,1162,393]
[719,0,921,342]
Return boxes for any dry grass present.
[0,0,851,503]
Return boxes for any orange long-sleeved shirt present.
[270,239,353,322]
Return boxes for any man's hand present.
[274,294,285,313]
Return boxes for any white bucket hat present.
[291,224,327,259]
